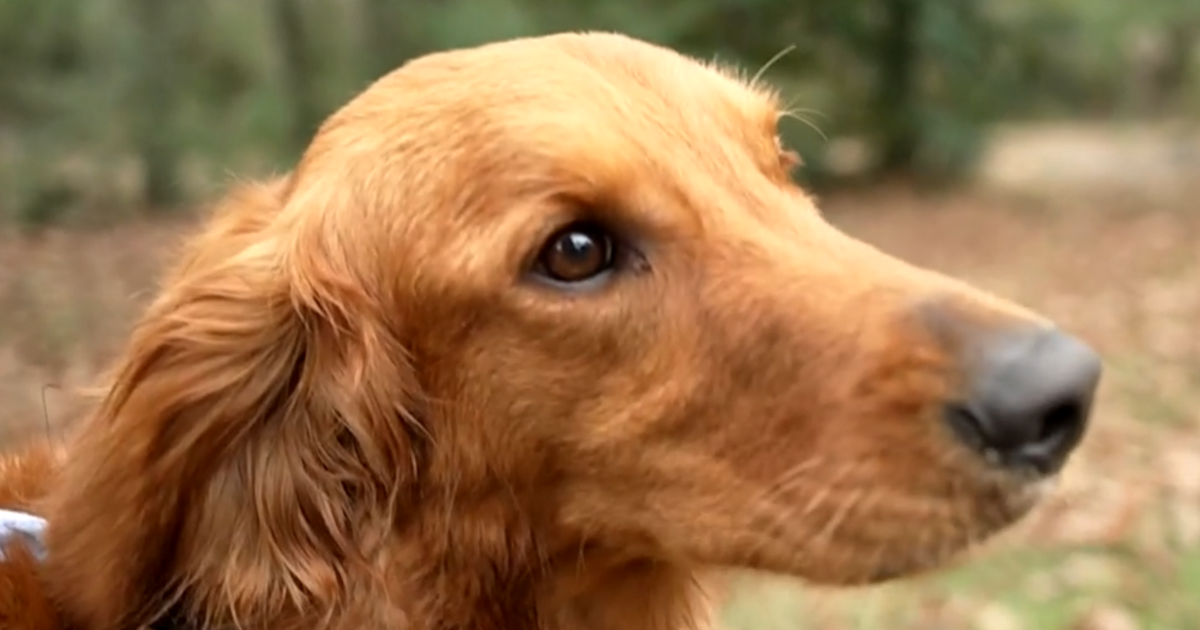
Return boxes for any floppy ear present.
[42,178,421,629]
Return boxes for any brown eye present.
[535,222,616,283]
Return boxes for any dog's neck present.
[372,499,709,630]
[169,551,706,630]
[544,559,709,630]
[409,556,705,630]
[412,549,706,629]
[330,457,709,630]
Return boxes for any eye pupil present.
[558,232,597,262]
[538,223,615,283]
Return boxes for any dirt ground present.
[1,125,1197,629]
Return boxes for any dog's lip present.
[854,478,1056,586]
[1013,474,1058,507]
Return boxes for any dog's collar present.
[0,510,194,629]
[0,508,47,561]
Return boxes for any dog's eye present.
[535,222,616,283]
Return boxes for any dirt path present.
[977,120,1200,202]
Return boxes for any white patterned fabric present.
[0,508,47,561]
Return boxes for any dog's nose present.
[944,328,1101,475]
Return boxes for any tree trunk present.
[128,0,184,211]
[273,0,325,153]
[873,0,921,176]
[361,0,419,82]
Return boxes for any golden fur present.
[0,32,1082,630]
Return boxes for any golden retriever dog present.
[0,32,1101,630]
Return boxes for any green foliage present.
[0,0,1196,227]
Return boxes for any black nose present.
[944,328,1101,475]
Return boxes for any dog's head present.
[44,32,1100,627]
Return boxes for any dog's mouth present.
[703,458,1061,587]
[848,472,1057,584]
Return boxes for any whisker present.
[737,462,866,563]
[778,110,829,143]
[761,456,826,498]
[814,489,864,552]
[750,45,798,87]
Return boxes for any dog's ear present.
[43,178,421,629]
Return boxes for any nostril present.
[1037,401,1083,447]
[943,327,1100,475]
[944,399,1087,473]
[943,403,987,452]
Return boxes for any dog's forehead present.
[420,32,779,118]
[309,33,784,194]
[418,34,784,211]
[295,33,797,269]
[383,33,783,167]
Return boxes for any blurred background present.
[1,0,1198,628]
